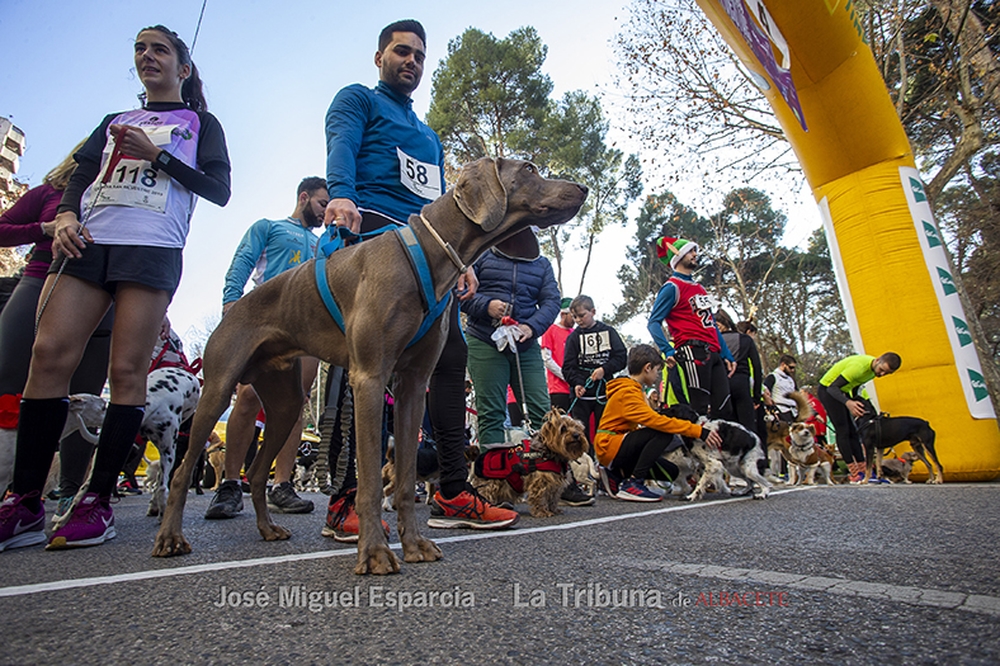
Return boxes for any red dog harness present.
[475,440,566,493]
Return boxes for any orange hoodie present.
[594,377,706,467]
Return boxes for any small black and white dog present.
[661,404,772,501]
[855,401,943,483]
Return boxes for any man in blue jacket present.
[206,177,328,519]
[321,20,519,537]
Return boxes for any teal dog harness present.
[314,224,452,348]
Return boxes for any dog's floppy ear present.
[454,158,508,232]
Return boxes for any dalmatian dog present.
[51,369,201,528]
[142,367,201,519]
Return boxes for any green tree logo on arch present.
[922,221,942,248]
[968,369,989,402]
[952,317,973,347]
[937,267,957,295]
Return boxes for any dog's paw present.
[402,535,442,563]
[355,544,401,575]
[259,523,292,541]
[683,492,700,502]
[752,490,769,499]
[152,532,192,557]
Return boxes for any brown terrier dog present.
[153,158,586,575]
[471,409,588,517]
[781,422,835,485]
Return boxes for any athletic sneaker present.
[205,479,243,519]
[616,478,663,503]
[598,466,621,497]
[321,489,389,543]
[46,493,115,549]
[0,491,46,552]
[560,481,596,507]
[267,481,314,514]
[427,489,519,529]
[867,475,890,485]
[54,495,75,521]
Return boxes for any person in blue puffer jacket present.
[461,247,560,450]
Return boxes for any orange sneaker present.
[426,489,519,529]
[320,489,389,543]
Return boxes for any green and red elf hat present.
[656,237,699,269]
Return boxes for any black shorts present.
[49,244,183,297]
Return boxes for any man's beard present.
[301,206,322,228]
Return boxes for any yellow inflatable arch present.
[695,0,1000,480]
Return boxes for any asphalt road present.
[1,481,998,665]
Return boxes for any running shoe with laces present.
[427,488,519,529]
[267,481,314,514]
[598,466,620,497]
[559,481,596,507]
[0,491,46,552]
[615,478,663,503]
[46,492,115,549]
[204,479,244,519]
[321,489,389,543]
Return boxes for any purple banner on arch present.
[720,0,808,131]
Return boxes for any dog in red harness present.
[472,408,588,517]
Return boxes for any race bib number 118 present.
[95,125,175,213]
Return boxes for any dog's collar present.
[418,213,467,273]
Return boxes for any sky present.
[2,0,822,346]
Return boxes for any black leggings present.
[674,344,733,420]
[819,388,864,463]
[611,428,681,481]
[728,371,756,433]
[428,301,470,495]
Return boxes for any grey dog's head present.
[452,157,587,260]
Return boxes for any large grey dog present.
[153,158,587,574]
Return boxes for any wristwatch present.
[155,150,172,169]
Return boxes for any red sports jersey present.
[664,277,720,351]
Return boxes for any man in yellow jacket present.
[596,344,722,501]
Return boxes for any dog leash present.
[498,315,535,435]
[567,377,607,414]
[35,127,131,336]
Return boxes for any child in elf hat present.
[595,344,722,502]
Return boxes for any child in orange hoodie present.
[595,344,721,501]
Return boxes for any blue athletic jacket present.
[222,217,319,305]
[326,81,445,223]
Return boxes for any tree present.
[705,188,787,319]
[867,0,1000,203]
[613,0,793,182]
[427,27,553,168]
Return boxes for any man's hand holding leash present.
[323,198,362,233]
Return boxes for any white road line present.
[617,557,1000,617]
[0,487,809,599]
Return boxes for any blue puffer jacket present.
[461,249,561,353]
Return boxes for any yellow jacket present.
[594,377,706,467]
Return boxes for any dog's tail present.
[789,391,813,421]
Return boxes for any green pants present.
[466,336,551,447]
